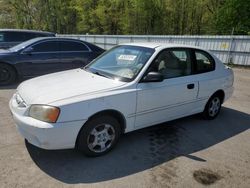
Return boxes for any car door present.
[58,40,95,70]
[135,48,199,128]
[18,40,61,76]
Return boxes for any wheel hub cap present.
[209,97,220,117]
[87,124,115,153]
[0,68,10,81]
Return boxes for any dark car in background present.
[0,37,105,85]
[0,29,55,49]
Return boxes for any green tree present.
[0,0,249,35]
[215,0,250,34]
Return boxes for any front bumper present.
[9,95,86,150]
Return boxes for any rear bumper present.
[9,96,86,150]
[224,86,234,102]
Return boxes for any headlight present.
[29,105,60,123]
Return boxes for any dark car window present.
[149,49,192,79]
[195,50,215,73]
[59,41,89,52]
[0,32,4,42]
[4,32,25,42]
[23,33,39,41]
[31,41,60,52]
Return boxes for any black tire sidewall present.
[0,64,16,85]
[77,115,121,157]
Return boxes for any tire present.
[0,63,17,85]
[77,115,121,157]
[202,95,222,120]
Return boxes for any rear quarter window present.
[59,41,89,52]
[195,50,215,73]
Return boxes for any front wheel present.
[77,116,121,157]
[203,95,222,120]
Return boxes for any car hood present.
[17,69,126,104]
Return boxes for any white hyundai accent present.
[9,43,234,156]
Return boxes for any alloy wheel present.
[87,124,116,153]
[208,97,221,117]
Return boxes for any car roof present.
[120,42,206,51]
[16,37,85,45]
[29,37,85,41]
[0,29,55,35]
[8,37,104,52]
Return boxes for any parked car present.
[0,29,55,49]
[9,43,234,156]
[0,37,105,85]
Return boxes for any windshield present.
[85,45,155,82]
[9,38,41,52]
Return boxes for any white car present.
[9,43,234,156]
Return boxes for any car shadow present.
[26,107,250,184]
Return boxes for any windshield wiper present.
[82,67,113,79]
[93,70,113,79]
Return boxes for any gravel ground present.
[0,68,249,188]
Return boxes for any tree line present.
[0,0,249,35]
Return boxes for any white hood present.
[17,69,126,104]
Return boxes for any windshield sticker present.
[118,54,137,61]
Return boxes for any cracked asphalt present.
[0,68,249,188]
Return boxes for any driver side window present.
[150,49,192,79]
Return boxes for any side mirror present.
[142,72,164,82]
[22,47,33,55]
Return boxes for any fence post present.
[116,36,119,45]
[104,35,107,49]
[226,36,235,64]
[227,28,235,64]
[195,37,199,46]
[93,35,96,45]
[130,36,133,43]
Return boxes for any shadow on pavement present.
[26,107,250,184]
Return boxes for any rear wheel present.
[203,95,222,120]
[77,115,121,157]
[0,64,16,85]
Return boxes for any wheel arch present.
[211,89,225,104]
[75,109,127,148]
[0,61,18,75]
[0,61,19,84]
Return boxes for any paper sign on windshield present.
[118,55,137,61]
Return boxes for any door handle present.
[187,83,195,89]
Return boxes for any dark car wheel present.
[77,115,121,157]
[203,95,222,120]
[0,64,16,85]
